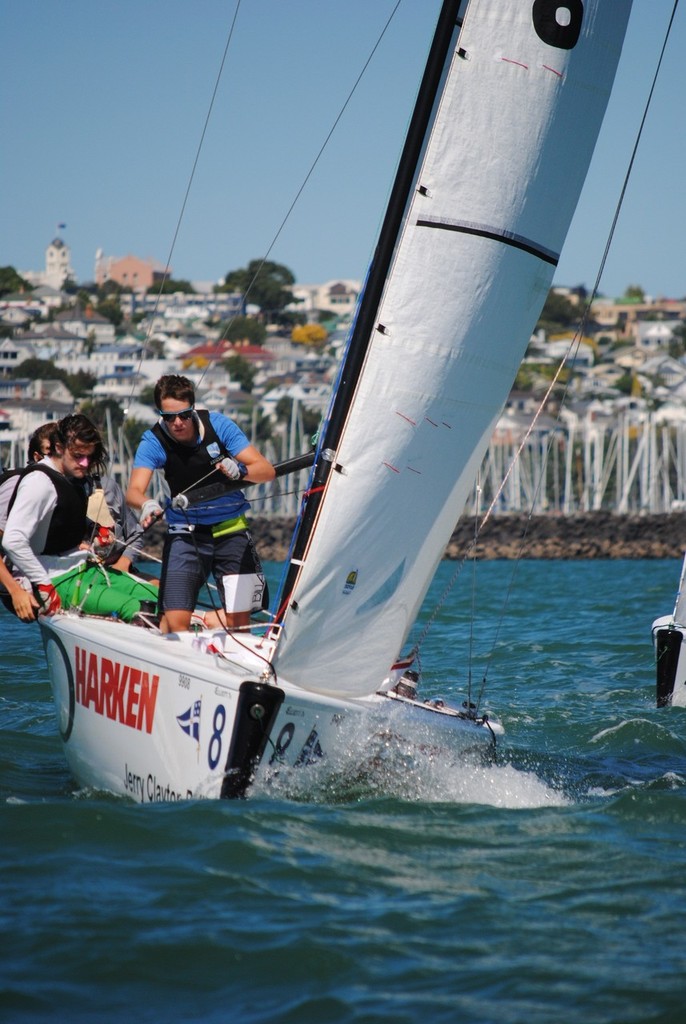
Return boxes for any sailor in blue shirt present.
[126,374,275,633]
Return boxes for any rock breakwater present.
[140,513,686,564]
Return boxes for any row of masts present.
[471,413,686,516]
[3,405,686,517]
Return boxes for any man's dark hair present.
[55,414,108,475]
[154,375,195,410]
[27,422,58,463]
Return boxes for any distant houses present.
[4,235,686,510]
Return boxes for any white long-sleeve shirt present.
[2,458,86,586]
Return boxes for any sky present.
[1,0,684,301]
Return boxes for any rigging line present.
[412,0,680,679]
[194,0,405,391]
[125,0,243,412]
[466,478,481,705]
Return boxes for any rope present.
[194,1,405,390]
[125,0,243,413]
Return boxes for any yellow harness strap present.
[211,513,249,539]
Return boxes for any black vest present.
[152,410,236,501]
[8,463,87,555]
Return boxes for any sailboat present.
[38,0,633,801]
[652,553,686,707]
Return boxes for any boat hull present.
[39,614,500,802]
[652,615,686,708]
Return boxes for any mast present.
[275,0,467,617]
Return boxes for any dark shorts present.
[159,529,267,614]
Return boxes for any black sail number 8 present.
[532,0,583,49]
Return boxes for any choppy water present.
[2,559,685,1023]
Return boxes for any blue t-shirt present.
[133,410,251,526]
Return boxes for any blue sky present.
[1,1,683,300]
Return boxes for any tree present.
[67,369,97,399]
[669,324,686,359]
[96,296,123,327]
[623,284,645,301]
[615,371,634,396]
[138,385,156,406]
[10,358,65,381]
[222,354,256,394]
[123,417,149,452]
[535,289,579,334]
[9,358,95,399]
[219,259,298,323]
[79,398,125,436]
[0,266,32,297]
[274,396,321,438]
[217,315,266,346]
[147,279,196,294]
[292,323,328,347]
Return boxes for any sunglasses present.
[158,407,195,422]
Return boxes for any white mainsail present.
[272,0,632,698]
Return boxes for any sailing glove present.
[140,499,164,525]
[36,583,61,616]
[219,456,244,480]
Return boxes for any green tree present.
[236,402,272,444]
[96,296,123,327]
[138,385,156,407]
[10,358,65,381]
[623,284,645,301]
[219,259,298,323]
[9,358,95,399]
[123,417,149,452]
[0,266,33,297]
[79,398,125,436]
[217,315,266,346]
[222,354,256,393]
[274,396,321,437]
[98,279,128,298]
[535,289,579,334]
[615,371,634,395]
[669,324,686,359]
[67,370,97,398]
[147,279,196,294]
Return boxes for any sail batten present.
[272,0,633,698]
[416,217,560,264]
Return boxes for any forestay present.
[273,0,633,698]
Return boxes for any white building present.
[21,236,75,290]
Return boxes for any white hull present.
[39,613,501,802]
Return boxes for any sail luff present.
[272,0,633,698]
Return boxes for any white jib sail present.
[273,0,633,698]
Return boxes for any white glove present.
[219,456,243,481]
[140,499,164,525]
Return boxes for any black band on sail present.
[416,216,559,266]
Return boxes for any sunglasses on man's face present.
[159,408,195,422]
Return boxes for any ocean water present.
[2,558,685,1023]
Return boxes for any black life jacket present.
[7,463,88,555]
[152,409,237,503]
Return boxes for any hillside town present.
[1,234,686,517]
